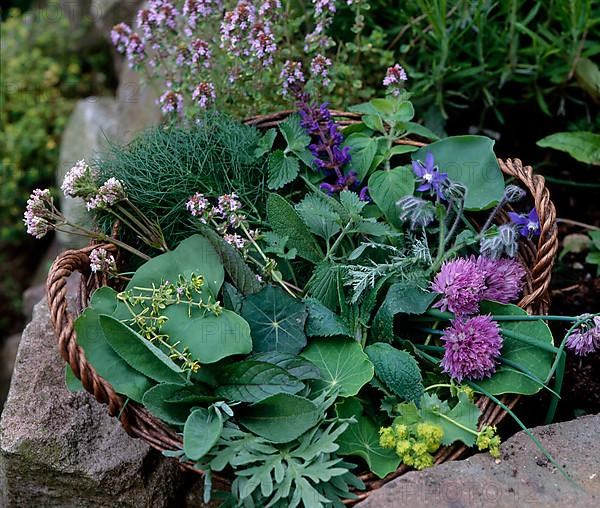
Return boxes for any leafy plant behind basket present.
[95,112,268,248]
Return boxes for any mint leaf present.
[305,298,353,338]
[254,128,277,158]
[267,150,300,189]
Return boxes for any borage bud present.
[503,185,526,203]
[397,196,435,229]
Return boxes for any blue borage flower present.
[508,208,540,237]
[411,152,448,200]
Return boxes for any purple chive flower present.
[508,208,540,238]
[412,152,448,200]
[192,82,216,108]
[431,258,486,316]
[383,64,408,96]
[566,317,600,356]
[475,256,526,303]
[441,315,503,382]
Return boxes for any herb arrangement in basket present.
[29,21,600,505]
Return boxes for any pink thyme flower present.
[220,1,256,57]
[186,192,213,223]
[223,233,246,249]
[280,60,305,96]
[475,256,526,304]
[89,248,117,274]
[61,160,96,198]
[383,64,408,96]
[216,193,242,215]
[190,39,212,68]
[23,189,53,238]
[314,0,336,16]
[310,54,332,86]
[184,0,222,29]
[566,317,600,356]
[111,23,132,52]
[249,21,277,66]
[192,82,216,108]
[431,258,486,316]
[158,90,184,116]
[125,32,146,67]
[441,315,503,382]
[258,0,282,17]
[86,178,126,210]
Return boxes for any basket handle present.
[498,158,558,310]
[46,244,131,430]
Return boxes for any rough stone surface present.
[358,414,600,508]
[0,334,21,412]
[0,298,186,507]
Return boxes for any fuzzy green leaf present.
[249,352,322,381]
[240,285,307,354]
[365,343,424,403]
[372,281,436,339]
[301,338,374,397]
[214,360,305,402]
[336,398,400,478]
[304,298,352,338]
[305,262,344,311]
[184,407,223,460]
[238,393,320,443]
[266,193,323,263]
[421,392,480,446]
[254,128,277,158]
[296,194,341,241]
[368,167,415,228]
[267,150,301,189]
[280,114,311,156]
[344,133,379,181]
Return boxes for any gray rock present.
[0,298,185,507]
[56,98,121,248]
[0,334,21,412]
[358,414,600,508]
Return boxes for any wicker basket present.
[46,112,558,504]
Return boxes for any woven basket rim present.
[46,111,559,502]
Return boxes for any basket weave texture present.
[46,112,558,502]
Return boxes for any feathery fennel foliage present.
[95,112,268,247]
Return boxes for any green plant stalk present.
[467,381,574,484]
[545,352,566,424]
[327,221,354,259]
[425,309,579,323]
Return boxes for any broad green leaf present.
[421,392,480,446]
[362,114,386,133]
[336,398,400,478]
[301,338,374,396]
[88,286,130,320]
[126,235,224,301]
[161,305,253,364]
[390,101,415,123]
[279,114,311,156]
[249,352,322,381]
[214,360,305,402]
[197,225,262,296]
[305,298,352,338]
[296,194,341,241]
[240,285,307,354]
[99,315,187,385]
[305,261,344,311]
[344,133,379,181]
[267,150,300,189]
[402,122,440,140]
[387,144,419,157]
[254,128,277,158]
[368,167,415,228]
[370,98,395,115]
[75,308,153,403]
[476,301,554,395]
[537,132,600,165]
[413,136,504,210]
[183,407,223,460]
[238,393,320,443]
[266,193,323,264]
[142,383,216,426]
[372,281,436,339]
[365,343,424,403]
[65,364,83,392]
